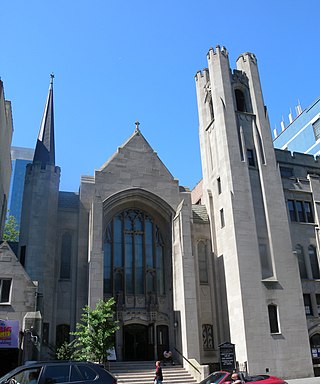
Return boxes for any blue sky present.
[2,0,320,191]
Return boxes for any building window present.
[56,324,70,347]
[287,200,314,223]
[247,149,255,166]
[309,246,320,279]
[296,244,308,279]
[198,241,208,284]
[202,324,214,350]
[296,201,305,222]
[316,295,320,315]
[280,166,294,178]
[0,279,11,303]
[268,304,280,334]
[104,209,165,296]
[287,200,297,222]
[60,233,72,279]
[312,118,320,141]
[235,89,247,112]
[303,294,313,316]
[220,209,225,228]
[304,202,314,223]
[217,177,222,194]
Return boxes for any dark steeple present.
[33,74,55,166]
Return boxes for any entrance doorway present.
[124,324,149,360]
[157,325,169,360]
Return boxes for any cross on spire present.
[135,120,140,132]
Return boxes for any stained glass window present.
[104,209,165,297]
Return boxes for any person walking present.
[154,360,163,384]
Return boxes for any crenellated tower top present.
[207,45,229,60]
[236,52,257,65]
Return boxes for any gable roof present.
[99,128,175,180]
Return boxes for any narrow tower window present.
[268,304,280,333]
[217,177,221,194]
[220,209,225,228]
[235,89,247,112]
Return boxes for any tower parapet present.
[207,45,229,60]
[236,52,257,65]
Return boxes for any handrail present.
[174,347,200,374]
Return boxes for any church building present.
[2,46,320,380]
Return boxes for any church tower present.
[195,46,313,377]
[19,75,60,349]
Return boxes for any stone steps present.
[109,361,197,384]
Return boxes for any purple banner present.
[0,320,19,348]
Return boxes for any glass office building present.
[8,147,34,226]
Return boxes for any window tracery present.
[104,209,165,297]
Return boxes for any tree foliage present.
[56,340,77,360]
[71,298,119,364]
[3,214,19,242]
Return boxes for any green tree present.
[3,214,19,241]
[56,340,77,360]
[71,298,119,364]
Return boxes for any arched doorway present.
[124,324,149,360]
[310,333,320,376]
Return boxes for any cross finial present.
[135,120,140,132]
[50,73,55,84]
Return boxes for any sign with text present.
[0,320,19,348]
[219,342,235,371]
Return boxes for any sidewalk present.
[286,377,319,384]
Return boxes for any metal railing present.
[174,347,200,374]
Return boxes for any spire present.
[33,74,55,166]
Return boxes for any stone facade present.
[0,80,13,239]
[1,47,320,380]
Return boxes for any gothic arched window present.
[104,209,165,296]
[309,246,320,279]
[296,244,307,279]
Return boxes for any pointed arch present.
[309,245,320,279]
[296,244,307,279]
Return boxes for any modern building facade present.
[0,80,13,239]
[273,96,320,155]
[2,47,320,380]
[8,147,34,227]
